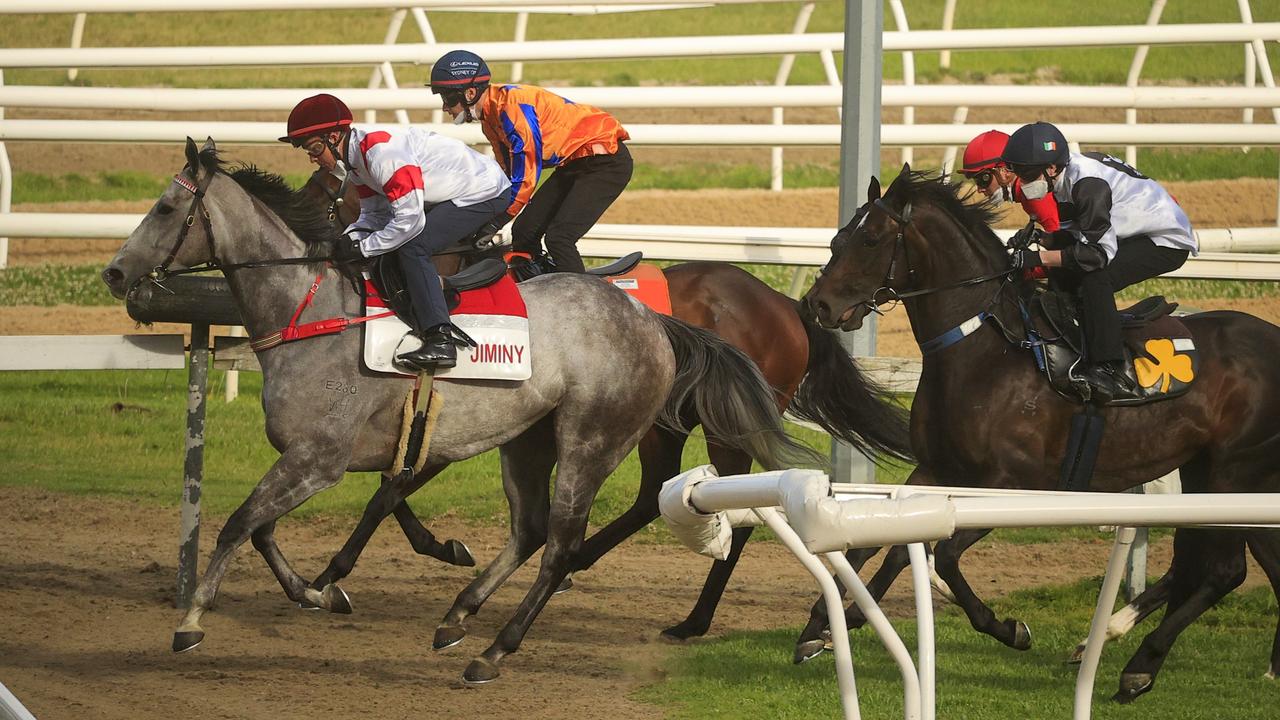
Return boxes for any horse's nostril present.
[101,267,124,291]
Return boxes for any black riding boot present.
[396,326,458,371]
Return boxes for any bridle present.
[128,167,333,297]
[836,196,1016,316]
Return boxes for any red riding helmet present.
[962,130,1009,176]
[279,94,353,145]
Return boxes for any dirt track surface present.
[0,484,1214,720]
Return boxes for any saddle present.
[368,254,507,331]
[1028,291,1199,406]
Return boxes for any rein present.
[138,169,391,351]
[839,196,1018,356]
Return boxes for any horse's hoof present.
[434,625,466,651]
[296,601,323,611]
[554,576,574,595]
[1066,643,1086,665]
[172,630,205,653]
[1007,620,1032,651]
[462,657,500,685]
[323,583,353,615]
[445,539,476,567]
[794,639,827,665]
[659,621,706,642]
[1265,668,1277,681]
[1113,673,1154,703]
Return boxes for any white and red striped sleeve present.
[352,131,427,256]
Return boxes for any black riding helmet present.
[1001,121,1070,180]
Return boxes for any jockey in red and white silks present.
[343,125,511,257]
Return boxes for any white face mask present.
[1021,178,1050,200]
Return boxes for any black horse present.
[801,167,1280,702]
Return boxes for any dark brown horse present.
[300,171,914,639]
[800,167,1280,702]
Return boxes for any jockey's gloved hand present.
[1010,224,1041,251]
[469,219,508,250]
[1010,248,1041,271]
[333,232,366,263]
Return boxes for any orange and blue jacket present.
[478,84,629,218]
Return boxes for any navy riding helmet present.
[1001,121,1070,174]
[429,50,492,103]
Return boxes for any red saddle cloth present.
[364,274,527,319]
[452,273,528,318]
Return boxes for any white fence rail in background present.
[5,213,1279,280]
[4,24,1280,68]
[8,120,1280,146]
[6,84,1280,111]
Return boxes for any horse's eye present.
[156,204,174,216]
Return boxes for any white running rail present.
[659,465,1280,720]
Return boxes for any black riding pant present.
[398,195,507,331]
[510,143,633,273]
[1056,235,1189,363]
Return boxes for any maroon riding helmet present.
[279,94,353,146]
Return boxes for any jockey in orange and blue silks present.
[281,93,511,371]
[429,50,633,275]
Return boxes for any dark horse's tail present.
[658,314,826,471]
[787,315,915,464]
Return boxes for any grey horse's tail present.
[658,314,827,471]
[787,315,915,465]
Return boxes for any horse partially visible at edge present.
[799,166,1280,702]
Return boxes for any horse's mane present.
[200,148,338,248]
[887,169,1007,252]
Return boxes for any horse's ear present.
[867,176,882,202]
[201,136,216,155]
[901,161,911,175]
[183,137,200,176]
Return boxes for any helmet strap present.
[323,129,349,172]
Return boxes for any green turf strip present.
[637,580,1278,719]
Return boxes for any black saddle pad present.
[1030,291,1196,407]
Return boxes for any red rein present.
[250,269,392,352]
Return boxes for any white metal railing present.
[10,84,1280,111]
[7,119,1280,146]
[5,24,1280,69]
[659,465,1280,720]
[4,214,1278,279]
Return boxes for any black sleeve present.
[1070,177,1113,247]
[1060,177,1113,272]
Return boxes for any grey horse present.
[101,138,819,684]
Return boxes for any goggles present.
[1010,164,1047,183]
[438,89,467,108]
[965,169,996,188]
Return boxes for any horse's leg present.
[249,520,350,613]
[572,427,688,572]
[1115,527,1248,702]
[1244,529,1280,679]
[310,463,448,591]
[1067,571,1173,664]
[660,440,756,641]
[389,491,476,567]
[931,527,1032,650]
[433,419,556,652]
[173,447,346,652]
[460,420,641,684]
[794,545,895,664]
